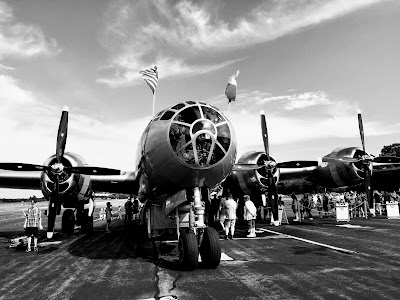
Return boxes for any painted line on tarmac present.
[258,228,357,254]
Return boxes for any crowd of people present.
[288,190,400,221]
[21,189,400,252]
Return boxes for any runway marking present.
[336,224,370,229]
[257,228,357,254]
[198,252,233,262]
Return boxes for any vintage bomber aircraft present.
[0,101,310,270]
[1,102,399,270]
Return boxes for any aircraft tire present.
[178,231,198,270]
[199,227,221,268]
[61,209,75,235]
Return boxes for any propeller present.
[0,106,122,238]
[321,111,400,214]
[260,111,280,226]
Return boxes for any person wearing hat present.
[243,195,257,237]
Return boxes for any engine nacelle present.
[316,147,366,187]
[40,152,92,208]
[223,151,280,197]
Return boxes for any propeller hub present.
[51,163,64,174]
[264,160,277,170]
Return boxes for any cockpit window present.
[160,110,175,121]
[174,106,201,124]
[168,102,232,168]
[202,106,225,124]
[217,124,231,152]
[169,123,191,152]
[171,103,185,110]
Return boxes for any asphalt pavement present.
[0,198,399,300]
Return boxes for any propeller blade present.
[0,163,48,172]
[65,166,122,175]
[277,161,319,168]
[267,169,279,226]
[358,112,366,153]
[56,106,69,163]
[232,164,263,171]
[260,110,269,160]
[47,175,59,239]
[373,156,400,164]
[322,156,362,164]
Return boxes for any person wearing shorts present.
[224,194,237,240]
[24,199,42,252]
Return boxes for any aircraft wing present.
[278,166,319,181]
[0,170,42,190]
[90,171,139,195]
[0,169,139,195]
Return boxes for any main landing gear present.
[61,199,94,235]
[177,187,221,270]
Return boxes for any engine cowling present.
[223,151,280,197]
[40,152,92,208]
[317,147,366,187]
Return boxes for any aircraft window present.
[175,106,201,124]
[180,143,196,165]
[160,110,175,120]
[217,124,231,152]
[169,123,191,152]
[199,101,206,105]
[209,144,225,165]
[186,101,197,105]
[201,106,224,124]
[192,120,216,135]
[171,103,185,110]
[195,133,213,166]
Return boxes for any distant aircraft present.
[1,102,399,270]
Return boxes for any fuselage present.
[136,101,237,201]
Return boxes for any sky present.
[0,0,399,198]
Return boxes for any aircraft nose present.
[168,102,232,168]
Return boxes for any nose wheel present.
[178,230,199,270]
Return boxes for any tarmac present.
[0,198,400,300]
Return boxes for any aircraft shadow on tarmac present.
[67,227,209,271]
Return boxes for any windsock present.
[225,70,239,103]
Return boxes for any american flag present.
[139,66,158,94]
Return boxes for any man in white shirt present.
[243,195,257,237]
[224,194,237,240]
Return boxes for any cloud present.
[0,0,61,60]
[205,89,400,158]
[0,72,148,198]
[0,62,14,70]
[98,0,385,86]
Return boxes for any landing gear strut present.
[177,187,221,270]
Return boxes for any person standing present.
[124,197,133,227]
[24,199,43,252]
[224,194,237,239]
[132,196,140,220]
[105,202,113,233]
[219,195,227,231]
[243,195,257,237]
[291,193,300,221]
[117,205,123,220]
